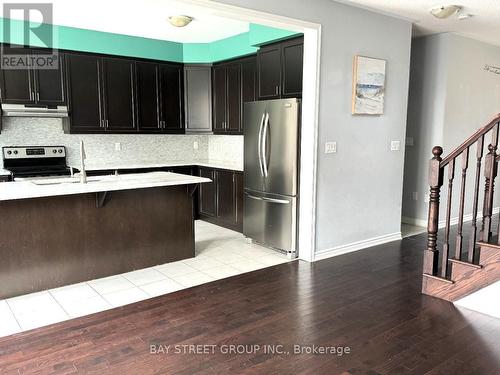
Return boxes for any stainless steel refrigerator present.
[243,98,300,256]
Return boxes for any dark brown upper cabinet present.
[159,64,184,133]
[281,38,304,98]
[0,47,65,106]
[135,62,184,133]
[212,55,256,135]
[257,44,281,99]
[184,65,212,133]
[135,61,161,132]
[226,64,242,132]
[65,51,184,134]
[212,64,227,132]
[241,56,257,108]
[257,36,303,100]
[65,53,103,133]
[101,57,136,132]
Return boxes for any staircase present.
[422,113,500,302]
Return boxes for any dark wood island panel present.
[0,185,195,299]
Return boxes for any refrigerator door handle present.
[257,112,266,177]
[262,112,270,177]
[261,196,290,204]
[245,192,290,205]
[244,192,264,201]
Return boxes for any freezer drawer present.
[243,190,297,253]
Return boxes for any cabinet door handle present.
[106,119,109,127]
[36,92,40,102]
[275,86,279,95]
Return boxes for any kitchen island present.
[0,172,210,299]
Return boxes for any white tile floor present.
[0,220,291,337]
[454,281,500,319]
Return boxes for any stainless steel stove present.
[2,146,72,180]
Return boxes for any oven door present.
[11,168,73,181]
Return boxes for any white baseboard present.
[314,232,402,261]
[402,207,500,230]
[314,207,500,262]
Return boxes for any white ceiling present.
[0,0,250,43]
[339,0,500,47]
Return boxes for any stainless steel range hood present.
[2,104,68,118]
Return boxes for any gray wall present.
[403,33,500,224]
[403,35,448,222]
[214,0,413,252]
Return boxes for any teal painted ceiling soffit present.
[0,18,300,63]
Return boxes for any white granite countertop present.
[0,168,11,176]
[68,159,243,172]
[0,172,211,201]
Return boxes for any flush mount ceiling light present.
[168,15,193,27]
[430,5,462,19]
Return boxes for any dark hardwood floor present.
[0,232,499,374]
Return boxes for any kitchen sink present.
[28,172,173,186]
[30,176,112,185]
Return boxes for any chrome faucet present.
[79,140,87,184]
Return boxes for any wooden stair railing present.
[422,113,500,300]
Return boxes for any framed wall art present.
[352,55,386,115]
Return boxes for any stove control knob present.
[58,149,63,153]
[7,151,12,155]
[53,150,57,153]
[13,150,18,155]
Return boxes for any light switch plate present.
[325,141,337,154]
[114,142,121,151]
[193,141,199,150]
[391,141,401,151]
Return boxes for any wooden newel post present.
[424,146,443,275]
[481,144,498,241]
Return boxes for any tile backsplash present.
[208,135,244,162]
[0,118,243,168]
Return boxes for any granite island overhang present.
[0,172,211,299]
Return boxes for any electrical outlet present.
[424,193,430,203]
[391,141,401,151]
[406,137,414,146]
[412,192,418,201]
[193,141,199,150]
[114,142,121,151]
[325,141,337,154]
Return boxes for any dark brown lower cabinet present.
[198,167,243,232]
[198,167,217,218]
[234,172,244,231]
